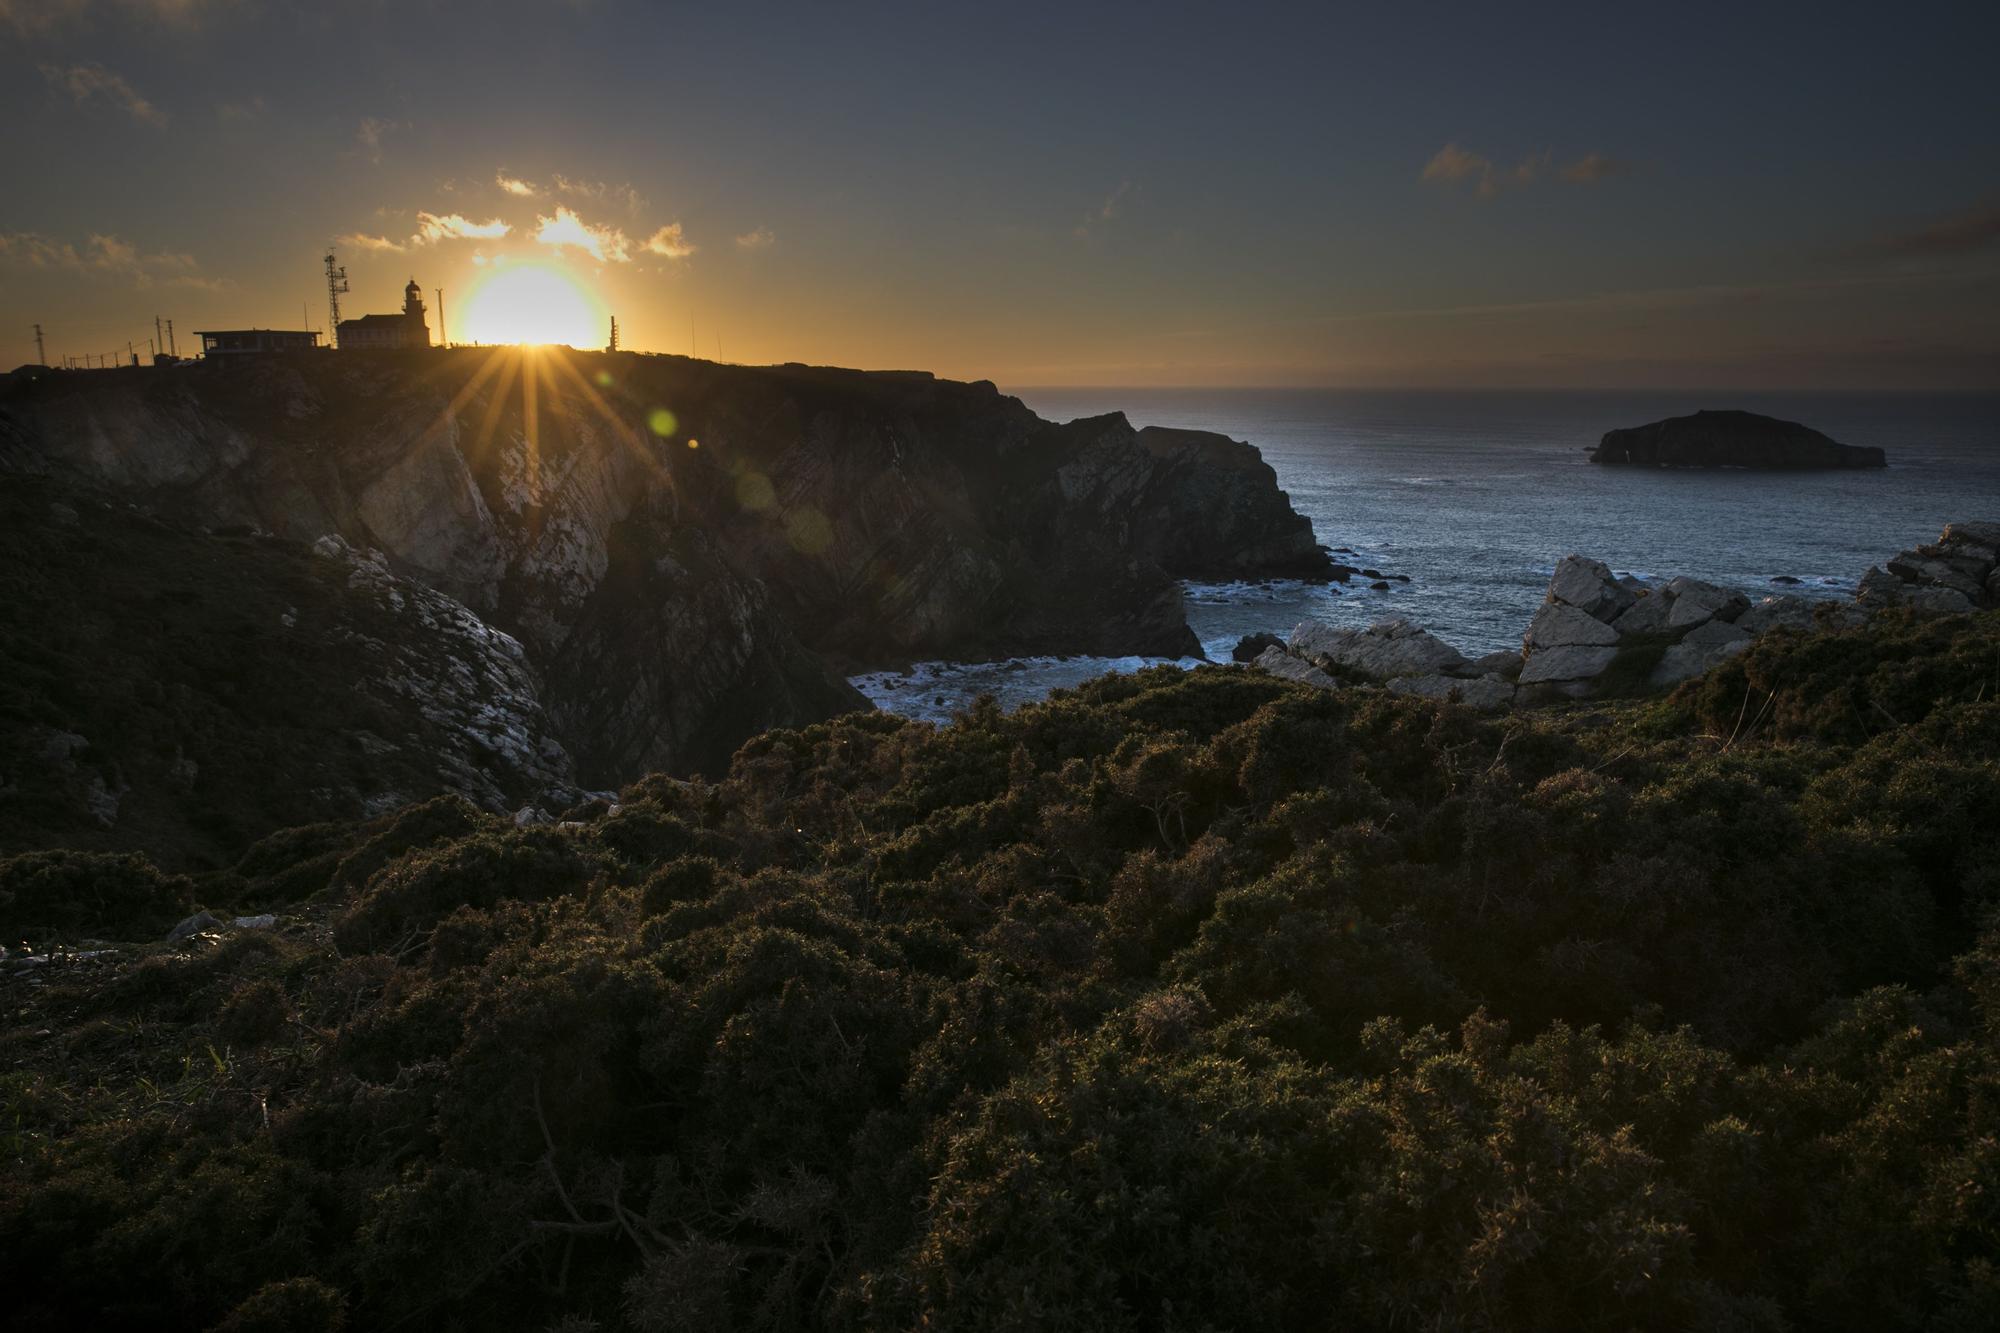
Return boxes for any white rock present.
[1387,673,1516,711]
[229,914,277,930]
[1518,644,1620,685]
[1524,602,1619,650]
[1611,592,1673,636]
[1288,617,1467,679]
[1547,555,1636,622]
[1253,645,1338,690]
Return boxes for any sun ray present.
[471,347,524,476]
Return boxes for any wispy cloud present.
[412,212,511,244]
[5,0,231,35]
[1851,200,2000,260]
[551,174,646,217]
[535,205,630,262]
[215,95,265,122]
[0,229,206,287]
[496,172,538,197]
[1561,152,1629,183]
[355,116,399,163]
[39,61,166,126]
[336,232,408,253]
[1075,180,1135,239]
[643,222,696,259]
[735,226,775,251]
[1424,143,1628,198]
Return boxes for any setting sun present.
[458,262,604,348]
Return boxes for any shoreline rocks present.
[1590,409,1887,470]
[1246,519,1992,708]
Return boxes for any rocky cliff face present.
[1590,409,1888,469]
[0,478,579,867]
[0,351,1328,783]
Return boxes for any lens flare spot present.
[735,472,775,511]
[686,438,699,449]
[784,506,833,556]
[595,370,614,387]
[647,408,678,437]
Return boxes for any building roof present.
[193,329,320,337]
[337,313,421,328]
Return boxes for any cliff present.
[0,350,1328,788]
[1589,409,1887,469]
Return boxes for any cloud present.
[643,223,696,259]
[1853,201,2000,260]
[735,226,775,251]
[1561,152,1630,183]
[0,229,206,286]
[5,0,229,35]
[412,212,511,244]
[1424,143,1628,198]
[551,174,646,217]
[337,232,408,253]
[1421,143,1487,184]
[1074,180,1135,239]
[355,116,399,163]
[496,172,538,197]
[39,61,166,126]
[215,95,265,122]
[535,205,630,262]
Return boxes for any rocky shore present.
[1246,520,1997,709]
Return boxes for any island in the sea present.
[1589,408,1888,469]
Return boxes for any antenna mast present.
[607,315,619,353]
[33,323,46,365]
[324,249,350,348]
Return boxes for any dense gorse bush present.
[5,611,1999,1330]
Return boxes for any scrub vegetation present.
[5,609,1999,1331]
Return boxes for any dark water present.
[853,389,2000,721]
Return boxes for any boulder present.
[1662,577,1749,629]
[1387,673,1516,711]
[1547,555,1637,622]
[1590,409,1887,469]
[1288,617,1467,680]
[1611,591,1673,636]
[1650,619,1752,687]
[1252,645,1338,691]
[1523,602,1619,650]
[1886,553,1984,599]
[166,910,222,942]
[1466,649,1524,677]
[1734,595,1817,636]
[1231,632,1285,663]
[1518,644,1619,686]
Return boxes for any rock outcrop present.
[0,352,1329,781]
[1247,521,1990,709]
[1857,522,2000,615]
[1590,410,1887,469]
[0,477,581,867]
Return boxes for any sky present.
[2,0,1998,389]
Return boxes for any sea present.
[852,390,2000,722]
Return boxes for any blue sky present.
[3,0,1997,386]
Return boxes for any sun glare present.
[459,262,604,348]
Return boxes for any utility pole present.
[435,288,445,346]
[33,323,46,365]
[167,320,176,357]
[154,316,164,361]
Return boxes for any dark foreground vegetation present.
[5,609,2000,1330]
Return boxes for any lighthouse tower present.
[402,278,431,345]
